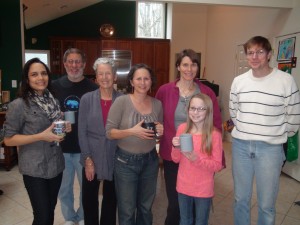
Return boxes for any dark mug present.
[142,122,158,138]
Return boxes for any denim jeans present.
[114,148,159,225]
[58,153,83,222]
[178,193,211,225]
[23,173,62,225]
[232,138,285,225]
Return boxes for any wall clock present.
[100,24,115,37]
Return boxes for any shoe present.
[78,220,84,225]
[64,221,75,225]
[0,189,3,195]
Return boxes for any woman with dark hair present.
[106,63,164,225]
[155,49,222,225]
[3,58,71,225]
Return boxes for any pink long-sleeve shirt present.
[171,123,223,198]
[155,79,222,161]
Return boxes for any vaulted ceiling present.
[23,0,103,28]
[22,0,297,29]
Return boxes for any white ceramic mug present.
[53,121,66,136]
[64,111,75,124]
[180,133,193,152]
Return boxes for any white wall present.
[170,4,208,80]
[171,4,300,141]
[206,6,286,141]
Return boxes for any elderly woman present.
[78,58,122,225]
[106,63,164,225]
[4,58,71,225]
[155,49,222,225]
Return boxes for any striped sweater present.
[229,68,300,144]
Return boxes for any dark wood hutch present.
[49,37,170,95]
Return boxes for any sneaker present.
[78,220,84,225]
[64,221,75,225]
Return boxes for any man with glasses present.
[53,48,98,225]
[229,36,300,225]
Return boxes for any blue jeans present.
[58,153,83,222]
[232,138,285,225]
[178,193,211,225]
[23,173,62,225]
[114,148,159,225]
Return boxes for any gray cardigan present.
[4,98,64,179]
[78,89,122,180]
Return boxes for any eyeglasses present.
[246,49,266,57]
[66,59,82,65]
[189,107,207,112]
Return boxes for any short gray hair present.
[63,48,86,63]
[93,58,117,75]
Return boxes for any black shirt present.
[52,75,98,153]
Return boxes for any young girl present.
[171,93,223,225]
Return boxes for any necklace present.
[178,82,195,109]
[178,82,195,98]
[100,88,113,106]
[101,99,112,107]
[181,95,192,109]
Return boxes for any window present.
[25,50,50,67]
[136,1,165,39]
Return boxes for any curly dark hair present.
[17,58,53,103]
[126,63,157,93]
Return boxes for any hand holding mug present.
[65,121,72,133]
[142,121,157,139]
[172,136,180,148]
[180,134,193,152]
[42,123,64,143]
[132,120,154,140]
[154,122,163,137]
[182,151,197,161]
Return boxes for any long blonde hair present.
[184,93,214,155]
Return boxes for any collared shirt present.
[4,98,64,179]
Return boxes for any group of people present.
[2,35,299,225]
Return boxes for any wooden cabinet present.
[130,39,170,95]
[153,40,170,93]
[141,40,155,68]
[0,112,18,171]
[49,37,170,94]
[50,37,100,75]
[117,40,132,50]
[50,40,62,74]
[76,40,100,74]
[0,143,18,171]
[101,39,117,50]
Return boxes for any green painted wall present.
[25,1,136,50]
[0,1,135,101]
[0,0,22,101]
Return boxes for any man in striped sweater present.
[229,36,300,225]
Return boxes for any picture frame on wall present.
[277,37,296,61]
[278,62,292,74]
